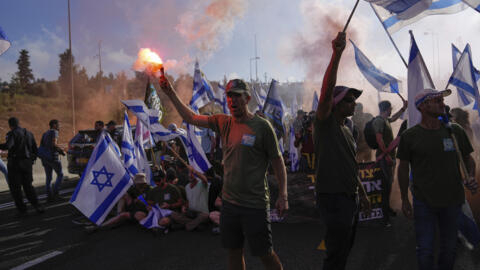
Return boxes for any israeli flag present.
[312,91,319,111]
[351,40,400,94]
[408,31,435,128]
[462,0,480,11]
[367,0,433,19]
[134,120,154,186]
[70,132,133,225]
[121,100,160,127]
[214,84,230,114]
[263,79,285,139]
[0,26,10,56]
[458,199,480,249]
[289,97,300,172]
[180,123,212,173]
[448,44,480,115]
[370,0,467,34]
[190,61,214,113]
[136,196,172,229]
[452,45,473,106]
[150,122,185,142]
[121,112,139,176]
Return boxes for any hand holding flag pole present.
[342,0,360,33]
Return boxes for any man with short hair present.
[93,120,104,142]
[40,119,65,202]
[314,32,370,270]
[373,99,407,226]
[0,117,44,215]
[397,89,478,270]
[160,75,288,270]
[106,120,121,145]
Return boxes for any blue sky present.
[1,0,479,109]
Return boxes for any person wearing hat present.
[160,75,288,269]
[397,88,478,270]
[373,99,408,227]
[314,32,371,270]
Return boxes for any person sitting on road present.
[87,173,151,232]
[170,165,210,231]
[146,167,183,228]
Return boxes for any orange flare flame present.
[133,48,164,75]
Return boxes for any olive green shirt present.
[396,123,472,207]
[314,114,359,195]
[147,184,182,211]
[373,116,395,159]
[208,114,281,209]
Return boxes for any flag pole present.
[343,0,360,33]
[370,4,408,68]
[144,74,158,168]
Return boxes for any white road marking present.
[10,250,63,270]
[0,228,52,243]
[43,214,71,221]
[0,188,75,210]
[0,240,42,255]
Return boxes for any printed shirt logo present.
[443,138,455,152]
[241,134,256,147]
[164,193,171,201]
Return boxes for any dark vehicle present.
[67,126,136,176]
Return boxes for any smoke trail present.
[176,0,248,60]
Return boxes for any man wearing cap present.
[314,32,370,270]
[397,88,478,270]
[373,99,407,226]
[160,75,288,269]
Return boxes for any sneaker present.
[383,220,392,228]
[85,225,100,234]
[34,204,45,214]
[212,226,221,235]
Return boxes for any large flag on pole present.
[121,111,139,176]
[134,120,154,186]
[462,0,480,11]
[214,84,230,114]
[289,97,300,172]
[351,40,400,93]
[181,123,212,173]
[452,44,474,106]
[448,44,480,115]
[408,31,435,128]
[190,61,214,113]
[70,132,133,225]
[121,100,160,127]
[312,91,319,111]
[262,79,285,139]
[370,0,467,34]
[367,0,433,19]
[0,26,10,56]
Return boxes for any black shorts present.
[220,200,272,256]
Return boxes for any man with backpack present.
[369,100,407,226]
[0,117,44,215]
[39,119,65,202]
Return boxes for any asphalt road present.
[0,179,479,270]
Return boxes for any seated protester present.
[87,173,151,232]
[146,168,183,227]
[175,159,190,187]
[170,165,210,231]
[206,168,223,234]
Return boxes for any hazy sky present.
[0,0,479,109]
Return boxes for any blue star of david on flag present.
[90,166,114,192]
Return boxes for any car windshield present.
[70,131,98,144]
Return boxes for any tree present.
[58,49,75,93]
[16,49,34,91]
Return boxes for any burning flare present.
[133,48,164,76]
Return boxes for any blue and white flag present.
[137,196,172,229]
[452,44,474,106]
[312,91,319,111]
[121,100,160,128]
[462,0,480,11]
[121,112,139,176]
[448,44,480,115]
[150,122,185,142]
[289,97,300,172]
[134,120,154,186]
[370,0,467,34]
[263,79,285,139]
[190,61,214,113]
[214,84,230,114]
[70,132,133,225]
[408,31,435,128]
[351,40,400,93]
[180,123,212,173]
[367,0,433,19]
[458,199,480,249]
[0,26,10,56]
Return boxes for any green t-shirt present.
[146,184,181,211]
[372,116,395,159]
[208,114,281,209]
[396,123,472,207]
[314,114,359,195]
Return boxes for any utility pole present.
[68,0,75,135]
[96,40,103,92]
[254,34,259,82]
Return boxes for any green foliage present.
[16,49,34,91]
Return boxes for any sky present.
[0,0,479,110]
